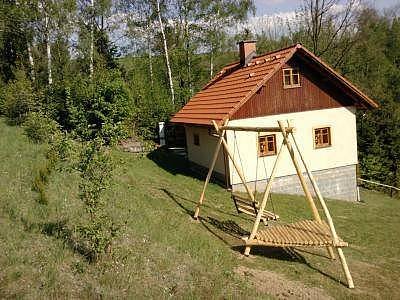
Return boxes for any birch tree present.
[156,0,175,105]
[90,0,94,78]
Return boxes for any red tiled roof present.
[170,44,378,126]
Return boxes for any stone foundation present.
[232,164,358,201]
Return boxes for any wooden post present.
[244,141,286,256]
[287,120,336,259]
[288,121,354,288]
[277,121,322,222]
[193,120,227,219]
[337,247,355,288]
[215,123,257,204]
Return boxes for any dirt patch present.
[235,266,333,300]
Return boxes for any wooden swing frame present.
[193,119,355,288]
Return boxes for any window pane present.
[259,135,276,156]
[284,75,291,86]
[292,74,299,85]
[314,127,331,148]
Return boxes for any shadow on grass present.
[192,213,347,287]
[160,188,250,221]
[148,148,224,186]
[21,217,98,263]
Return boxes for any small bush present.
[3,70,36,124]
[32,162,52,205]
[76,139,116,261]
[24,112,60,143]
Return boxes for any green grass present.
[1,118,399,298]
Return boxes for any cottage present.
[171,41,378,201]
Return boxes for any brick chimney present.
[238,40,256,65]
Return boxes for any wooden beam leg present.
[279,121,336,259]
[215,123,256,205]
[278,121,321,222]
[337,247,355,288]
[287,120,338,259]
[193,121,226,219]
[244,140,286,256]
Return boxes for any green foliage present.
[2,70,36,124]
[31,162,52,205]
[66,70,133,144]
[77,139,116,261]
[23,112,60,143]
[76,215,117,262]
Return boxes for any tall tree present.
[293,0,361,69]
[198,0,255,78]
[156,0,175,105]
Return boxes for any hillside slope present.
[0,118,399,298]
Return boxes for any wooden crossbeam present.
[219,125,294,133]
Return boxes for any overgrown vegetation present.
[77,139,117,261]
[1,119,399,298]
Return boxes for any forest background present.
[0,0,399,190]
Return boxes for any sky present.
[254,0,400,16]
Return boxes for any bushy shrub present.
[66,70,133,144]
[23,112,60,143]
[76,139,116,261]
[3,70,36,124]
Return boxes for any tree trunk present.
[89,0,94,79]
[148,40,154,88]
[44,9,52,85]
[27,42,35,82]
[156,0,175,105]
[185,22,193,96]
[210,48,214,79]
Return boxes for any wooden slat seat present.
[232,193,279,224]
[244,220,348,247]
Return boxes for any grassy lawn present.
[1,118,399,299]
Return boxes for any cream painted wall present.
[185,126,226,175]
[226,107,358,185]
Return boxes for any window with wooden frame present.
[283,68,300,88]
[259,134,277,156]
[193,133,200,146]
[314,127,331,148]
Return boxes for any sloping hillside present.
[0,118,399,298]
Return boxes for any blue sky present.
[254,0,400,16]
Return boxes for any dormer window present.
[283,68,300,88]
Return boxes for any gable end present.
[231,56,357,120]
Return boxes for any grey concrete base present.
[232,164,358,201]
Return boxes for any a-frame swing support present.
[193,119,354,289]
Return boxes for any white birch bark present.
[209,48,214,79]
[156,0,175,105]
[44,5,52,85]
[89,0,94,79]
[147,38,154,88]
[27,42,35,82]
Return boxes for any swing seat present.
[244,219,348,247]
[232,193,279,224]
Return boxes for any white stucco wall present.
[226,107,358,185]
[185,125,226,175]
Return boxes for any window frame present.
[313,127,332,149]
[258,134,277,157]
[282,68,301,89]
[193,133,200,146]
